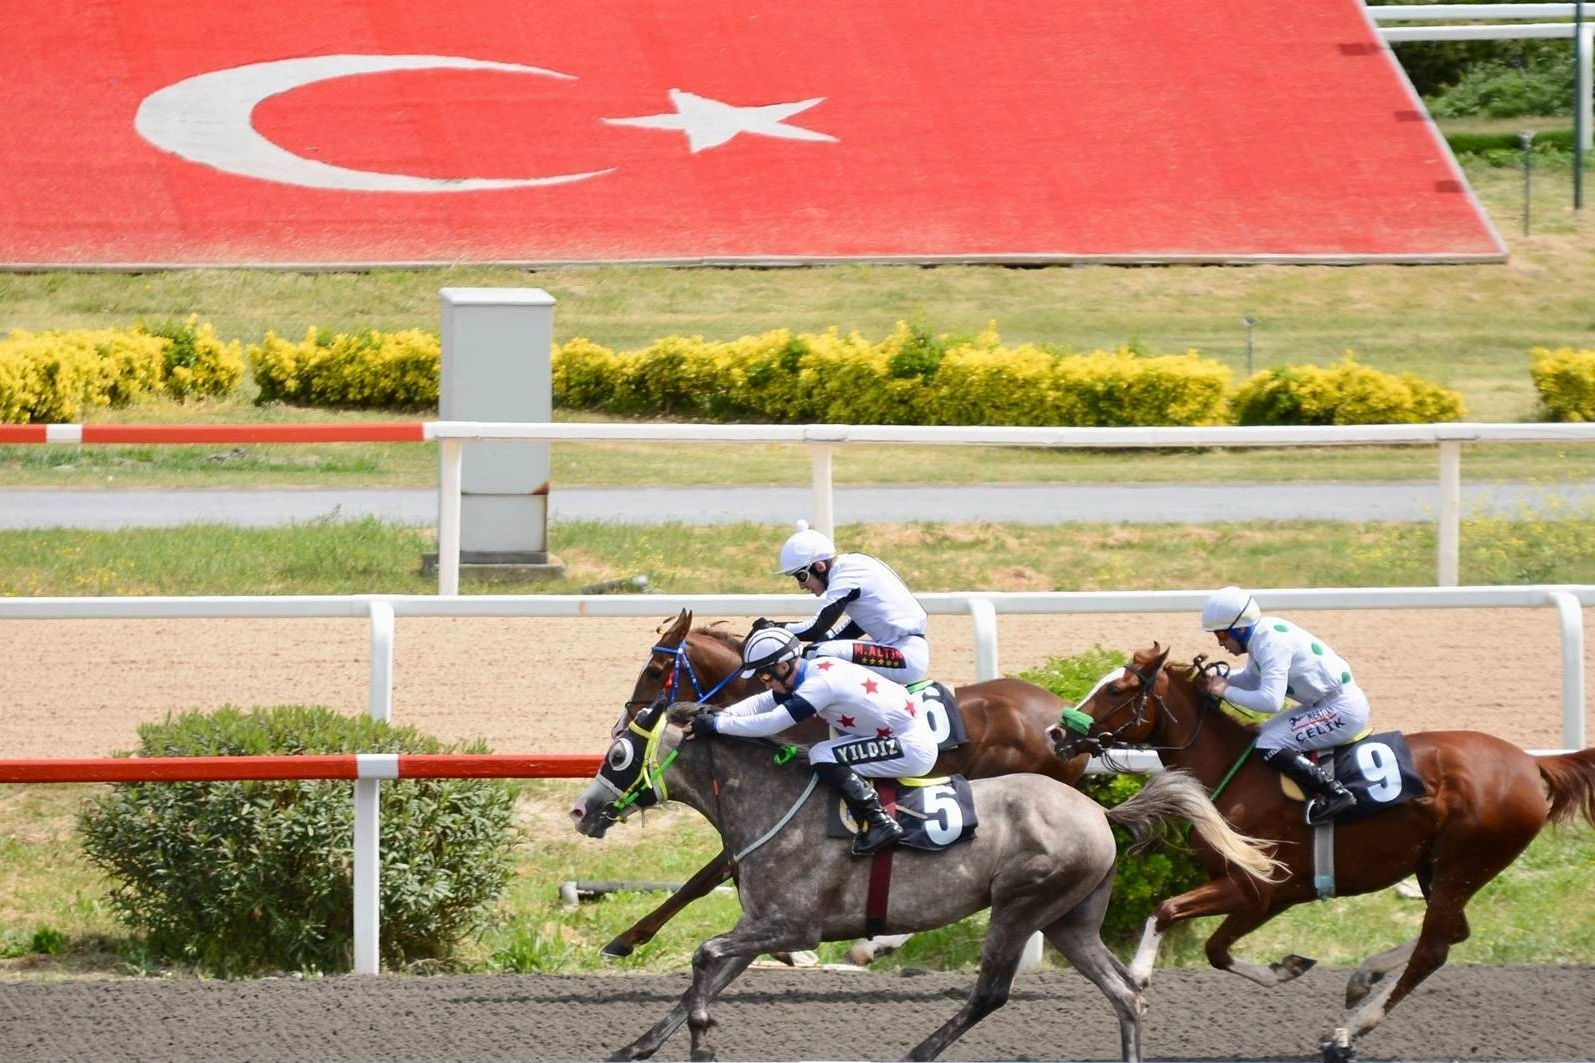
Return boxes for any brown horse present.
[1049,642,1595,1063]
[601,607,1089,962]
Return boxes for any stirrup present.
[851,820,904,857]
[1304,790,1357,826]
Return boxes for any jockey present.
[1194,586,1365,826]
[750,519,930,686]
[683,627,937,856]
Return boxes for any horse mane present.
[691,625,745,654]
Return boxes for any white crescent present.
[135,54,612,193]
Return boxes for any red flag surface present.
[0,1,1504,265]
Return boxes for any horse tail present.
[1105,770,1284,883]
[1536,747,1595,828]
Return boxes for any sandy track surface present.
[6,609,1590,762]
[2,966,1593,1062]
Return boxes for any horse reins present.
[624,640,739,711]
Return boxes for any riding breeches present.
[1255,684,1371,753]
[808,635,929,685]
[809,731,938,779]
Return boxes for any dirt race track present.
[4,608,1595,1061]
[2,965,1594,1062]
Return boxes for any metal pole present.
[1576,3,1587,208]
[1243,316,1257,375]
[1521,130,1535,235]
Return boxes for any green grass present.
[5,513,1595,597]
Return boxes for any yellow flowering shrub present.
[247,328,440,408]
[145,316,245,400]
[1231,354,1464,426]
[0,328,166,422]
[1529,347,1595,422]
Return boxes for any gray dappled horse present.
[570,700,1280,1062]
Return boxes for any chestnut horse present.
[1050,642,1595,1063]
[600,608,1089,962]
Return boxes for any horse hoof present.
[600,941,634,960]
[1345,971,1374,1009]
[1275,954,1316,980]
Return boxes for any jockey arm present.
[711,691,813,739]
[1217,638,1292,716]
[785,587,858,642]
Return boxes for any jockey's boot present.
[814,762,904,857]
[1263,747,1357,826]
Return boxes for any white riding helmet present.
[740,627,803,677]
[1201,586,1261,632]
[778,519,836,576]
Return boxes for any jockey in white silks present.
[1194,585,1368,825]
[751,520,930,686]
[683,627,937,856]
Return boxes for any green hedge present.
[76,705,519,976]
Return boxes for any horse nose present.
[568,802,587,826]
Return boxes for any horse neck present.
[665,736,816,850]
[1148,673,1258,783]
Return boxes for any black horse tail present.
[1537,747,1595,828]
[1105,769,1284,883]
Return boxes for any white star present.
[603,89,837,153]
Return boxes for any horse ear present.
[1150,640,1169,664]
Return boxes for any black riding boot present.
[813,763,904,856]
[1263,748,1357,826]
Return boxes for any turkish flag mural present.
[0,0,1504,265]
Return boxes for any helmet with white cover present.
[1200,586,1261,633]
[740,626,803,677]
[778,519,836,575]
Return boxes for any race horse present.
[570,698,1281,1062]
[601,607,1089,963]
[1049,642,1595,1063]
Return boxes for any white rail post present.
[354,599,397,975]
[967,597,1000,681]
[811,443,835,537]
[1548,590,1587,749]
[437,438,464,596]
[1438,441,1462,587]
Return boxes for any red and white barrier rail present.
[0,752,599,784]
[0,422,428,445]
[0,748,603,976]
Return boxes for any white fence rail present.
[426,420,1595,594]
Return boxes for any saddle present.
[906,679,968,751]
[1274,729,1427,824]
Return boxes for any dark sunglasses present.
[793,567,815,584]
[754,670,777,683]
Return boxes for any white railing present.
[426,420,1595,594]
[3,585,1588,971]
[1368,3,1593,150]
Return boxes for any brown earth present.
[5,608,1592,761]
[2,965,1593,1062]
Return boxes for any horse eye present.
[607,741,635,772]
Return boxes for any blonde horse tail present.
[1537,747,1595,829]
[1105,769,1284,883]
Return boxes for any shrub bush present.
[77,705,519,976]
[1231,355,1465,426]
[1529,347,1595,422]
[1017,647,1208,954]
[248,327,440,409]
